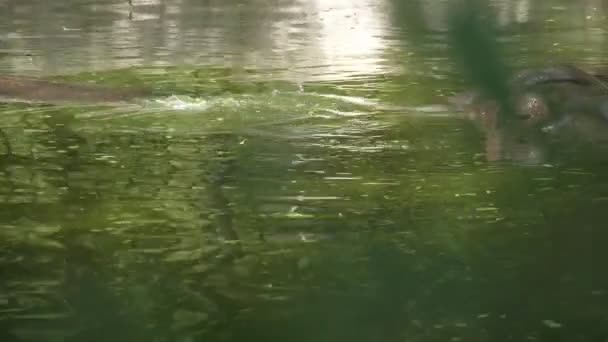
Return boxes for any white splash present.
[149,95,210,111]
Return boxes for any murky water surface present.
[1,0,608,341]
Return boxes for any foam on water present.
[147,95,211,111]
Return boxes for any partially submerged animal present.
[449,64,608,163]
[0,75,149,105]
[452,64,608,126]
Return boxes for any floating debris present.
[475,207,498,212]
[542,320,562,329]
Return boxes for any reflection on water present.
[1,0,608,342]
[2,0,600,80]
[0,0,396,81]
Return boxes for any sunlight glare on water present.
[306,0,394,80]
[0,0,398,83]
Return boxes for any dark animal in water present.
[449,64,608,163]
[451,64,608,125]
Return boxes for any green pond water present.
[2,1,608,342]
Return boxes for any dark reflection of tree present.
[113,129,250,338]
[164,132,246,339]
[0,128,26,195]
[470,169,608,342]
[0,109,104,340]
[201,133,243,263]
[0,106,41,200]
[0,110,258,340]
[62,240,150,342]
[35,113,135,340]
